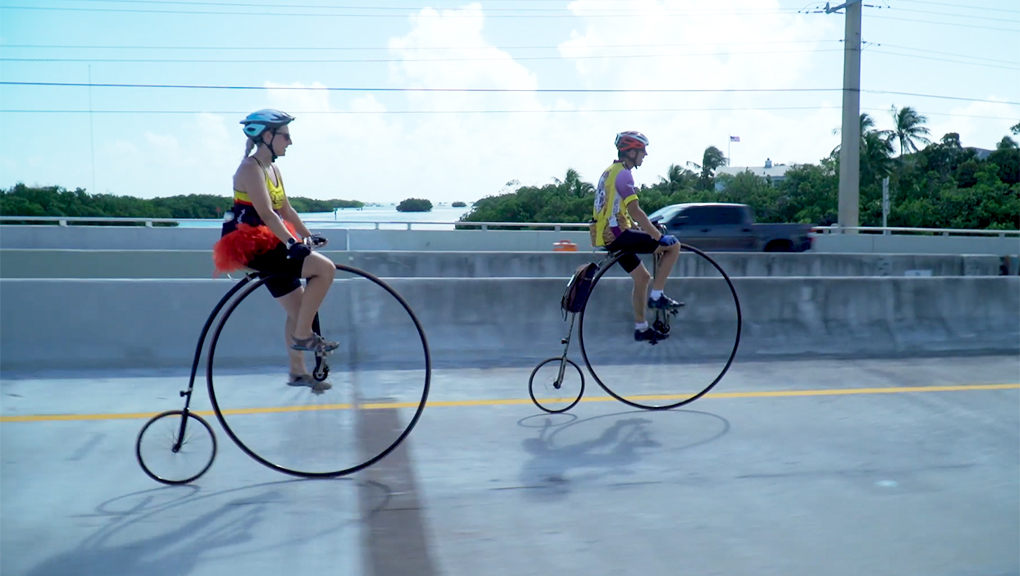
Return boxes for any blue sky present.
[1,0,1017,204]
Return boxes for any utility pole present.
[831,0,863,231]
[882,176,890,233]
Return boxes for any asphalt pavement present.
[2,355,1018,576]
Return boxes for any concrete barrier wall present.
[812,232,1020,256]
[0,249,1008,279]
[4,224,1018,256]
[2,277,1016,372]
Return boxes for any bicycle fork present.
[552,313,579,389]
[648,250,681,341]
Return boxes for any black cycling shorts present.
[246,244,306,298]
[606,229,661,273]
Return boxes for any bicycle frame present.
[169,271,332,450]
[171,272,259,451]
[553,244,674,368]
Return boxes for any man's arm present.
[626,199,663,240]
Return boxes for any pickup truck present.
[647,202,813,252]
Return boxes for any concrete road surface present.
[2,355,1018,576]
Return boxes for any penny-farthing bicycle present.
[529,233,741,413]
[136,242,431,484]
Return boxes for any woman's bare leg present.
[276,287,307,375]
[292,252,336,340]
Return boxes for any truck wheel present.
[764,240,792,252]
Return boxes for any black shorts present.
[246,244,306,298]
[606,229,661,273]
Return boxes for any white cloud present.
[925,99,1020,151]
[15,1,1007,206]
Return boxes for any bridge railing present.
[0,216,590,231]
[812,225,1019,238]
[1,216,1017,237]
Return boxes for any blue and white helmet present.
[240,109,295,139]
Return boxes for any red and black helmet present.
[615,131,649,152]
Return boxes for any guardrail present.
[811,225,1020,238]
[1,216,1017,237]
[0,215,590,231]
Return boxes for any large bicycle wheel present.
[578,245,741,410]
[206,264,431,478]
[136,410,217,485]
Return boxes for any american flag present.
[729,136,740,142]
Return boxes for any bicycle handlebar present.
[303,234,329,250]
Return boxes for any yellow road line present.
[1,383,1016,423]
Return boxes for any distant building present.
[966,147,994,161]
[715,158,791,191]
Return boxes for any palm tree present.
[832,112,890,139]
[860,130,895,184]
[658,163,694,192]
[686,146,727,190]
[889,105,932,156]
[553,168,594,198]
[830,113,895,185]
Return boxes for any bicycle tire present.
[206,263,431,478]
[578,244,741,410]
[529,357,585,414]
[136,410,217,485]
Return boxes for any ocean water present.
[188,205,475,230]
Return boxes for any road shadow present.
[20,477,391,576]
[515,408,730,501]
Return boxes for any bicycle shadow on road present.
[515,408,730,501]
[19,477,388,576]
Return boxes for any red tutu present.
[212,221,299,274]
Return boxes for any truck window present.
[681,207,707,225]
[714,206,747,225]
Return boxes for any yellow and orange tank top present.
[233,158,286,210]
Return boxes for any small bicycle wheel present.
[578,244,741,410]
[206,263,431,478]
[529,357,585,414]
[136,410,217,485]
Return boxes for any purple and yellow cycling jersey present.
[592,160,638,247]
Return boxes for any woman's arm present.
[235,160,298,243]
[279,197,312,238]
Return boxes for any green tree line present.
[0,183,364,222]
[463,111,1019,230]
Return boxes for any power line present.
[0,4,800,18]
[0,48,847,64]
[10,0,797,14]
[37,0,1020,16]
[1,106,840,114]
[0,81,844,95]
[896,7,1020,23]
[3,81,1016,106]
[0,39,839,51]
[869,49,1020,71]
[869,14,1019,32]
[867,90,1019,106]
[2,107,1014,121]
[875,43,1018,66]
[894,0,1020,14]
